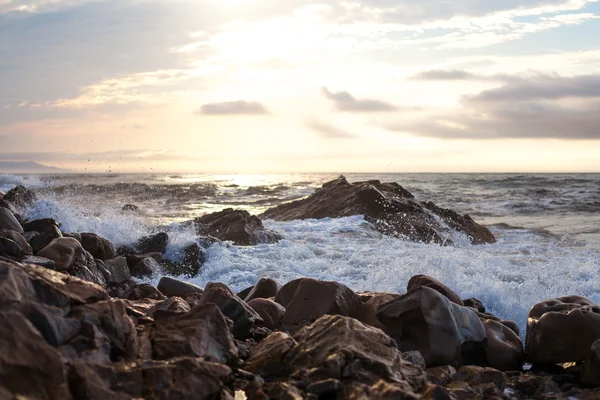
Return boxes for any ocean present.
[2,172,599,334]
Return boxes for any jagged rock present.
[130,257,159,278]
[526,296,600,364]
[0,207,23,232]
[194,208,283,246]
[79,232,117,260]
[20,255,56,270]
[376,286,487,367]
[245,331,297,376]
[135,232,169,254]
[402,351,427,370]
[121,203,139,211]
[3,185,36,208]
[70,250,107,287]
[483,319,525,371]
[450,365,507,394]
[124,252,163,267]
[0,311,71,399]
[407,274,464,306]
[245,277,280,302]
[261,176,495,245]
[278,278,365,332]
[146,296,191,317]
[197,282,263,339]
[463,298,486,313]
[0,235,25,258]
[262,382,304,400]
[22,218,60,233]
[37,237,83,272]
[366,293,401,309]
[157,276,203,298]
[20,301,81,346]
[426,365,457,385]
[103,257,131,284]
[30,225,63,253]
[125,283,166,300]
[152,303,238,364]
[248,298,286,330]
[307,379,346,398]
[161,243,204,277]
[0,229,32,255]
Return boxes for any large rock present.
[135,232,169,254]
[261,176,495,245]
[526,296,600,364]
[407,274,464,306]
[79,232,117,260]
[3,185,36,208]
[37,237,84,272]
[103,257,131,284]
[582,339,600,386]
[130,256,159,278]
[376,286,487,367]
[157,276,203,298]
[245,277,280,302]
[483,319,525,371]
[194,208,283,246]
[151,303,238,364]
[278,278,365,332]
[161,243,204,277]
[0,229,32,255]
[248,298,286,330]
[0,207,23,232]
[22,218,60,233]
[0,235,25,258]
[30,225,63,254]
[245,331,297,377]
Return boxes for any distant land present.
[0,161,65,173]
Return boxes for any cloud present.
[196,100,270,115]
[308,121,358,139]
[321,87,396,112]
[0,149,206,162]
[411,69,479,81]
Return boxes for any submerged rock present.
[261,176,495,245]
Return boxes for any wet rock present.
[500,320,520,336]
[261,176,495,245]
[22,218,60,233]
[376,286,487,367]
[407,274,464,306]
[146,296,191,317]
[0,235,25,258]
[581,339,600,385]
[30,225,63,254]
[125,283,166,300]
[194,208,283,246]
[37,237,83,272]
[121,203,138,211]
[450,365,507,393]
[0,229,32,255]
[463,298,486,313]
[3,185,36,208]
[198,282,263,339]
[526,296,600,364]
[103,257,131,284]
[157,276,203,298]
[0,311,71,399]
[79,232,117,260]
[124,252,163,267]
[0,207,23,232]
[70,250,106,286]
[483,319,525,371]
[161,243,204,277]
[366,293,401,309]
[245,331,297,376]
[426,365,457,385]
[402,351,427,370]
[20,255,56,270]
[130,256,159,278]
[278,278,365,332]
[152,303,238,364]
[245,277,280,302]
[306,379,345,398]
[248,298,286,330]
[135,232,169,254]
[20,301,81,346]
[238,285,254,299]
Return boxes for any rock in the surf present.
[0,230,32,255]
[0,207,23,233]
[79,232,117,260]
[261,176,495,245]
[3,185,36,208]
[22,218,60,233]
[407,274,464,305]
[245,277,280,302]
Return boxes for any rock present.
[483,319,525,371]
[20,255,56,270]
[402,351,427,370]
[130,256,159,278]
[463,298,486,313]
[125,283,166,300]
[20,301,81,346]
[526,296,600,364]
[426,365,457,385]
[376,286,487,367]
[198,282,263,339]
[278,278,365,332]
[261,176,495,245]
[103,257,131,284]
[500,320,520,336]
[0,207,23,232]
[451,365,507,392]
[37,237,83,272]
[124,251,163,267]
[161,243,205,277]
[157,276,203,298]
[306,379,346,398]
[238,285,254,299]
[121,203,138,211]
[152,303,238,364]
[0,229,32,255]
[146,296,191,317]
[194,208,283,246]
[245,331,297,376]
[79,232,116,260]
[64,232,81,242]
[245,277,280,302]
[262,382,304,400]
[248,298,286,330]
[30,225,63,253]
[366,293,401,309]
[581,339,600,386]
[407,274,464,306]
[69,250,106,286]
[135,232,169,254]
[22,218,60,233]
[0,311,71,399]
[3,185,36,208]
[0,235,25,258]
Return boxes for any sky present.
[1,0,599,173]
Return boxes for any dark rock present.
[125,283,166,300]
[30,225,63,254]
[194,208,283,246]
[262,381,304,400]
[22,218,60,233]
[261,176,495,245]
[69,250,106,287]
[135,232,169,254]
[130,257,159,278]
[20,255,56,270]
[451,365,507,393]
[152,303,238,364]
[306,379,345,398]
[79,232,117,260]
[0,229,32,255]
[146,296,191,317]
[0,311,71,399]
[245,331,297,377]
[376,286,487,367]
[582,339,600,385]
[157,276,203,298]
[161,243,205,277]
[64,232,81,242]
[198,282,263,339]
[248,298,286,330]
[124,252,163,267]
[3,185,36,208]
[0,207,23,232]
[463,298,486,313]
[0,235,25,258]
[121,203,139,211]
[426,365,457,385]
[245,277,280,302]
[20,301,81,346]
[407,274,464,306]
[103,257,131,284]
[238,285,254,299]
[483,319,525,371]
[402,351,427,370]
[366,293,401,309]
[526,296,600,364]
[37,237,83,272]
[500,320,520,336]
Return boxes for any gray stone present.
[0,207,23,233]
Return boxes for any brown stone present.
[248,298,285,330]
[146,296,191,317]
[157,276,203,298]
[37,237,84,272]
[582,339,600,386]
[451,365,507,392]
[125,283,166,300]
[426,365,457,385]
[245,331,297,377]
[0,207,23,233]
[79,232,117,260]
[30,225,63,254]
[366,293,401,309]
[483,319,525,371]
[407,275,464,306]
[0,229,32,255]
[245,277,280,302]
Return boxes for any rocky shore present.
[1,182,600,399]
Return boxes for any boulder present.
[426,365,457,385]
[125,283,166,301]
[130,257,159,278]
[79,232,117,260]
[135,232,169,254]
[0,207,23,232]
[483,319,525,371]
[161,243,204,277]
[121,203,139,211]
[248,298,286,330]
[450,365,507,394]
[30,225,63,254]
[151,303,238,364]
[366,293,401,309]
[69,250,106,287]
[22,218,60,233]
[376,286,487,367]
[245,331,297,376]
[3,185,36,208]
[0,229,32,255]
[146,296,191,317]
[526,296,600,364]
[103,257,131,284]
[463,298,486,313]
[37,237,83,272]
[582,339,600,386]
[19,255,56,270]
[157,276,203,298]
[20,301,82,346]
[245,277,280,302]
[407,274,464,306]
[278,278,365,332]
[194,208,283,246]
[197,282,263,339]
[261,176,495,245]
[0,235,25,258]
[124,252,163,267]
